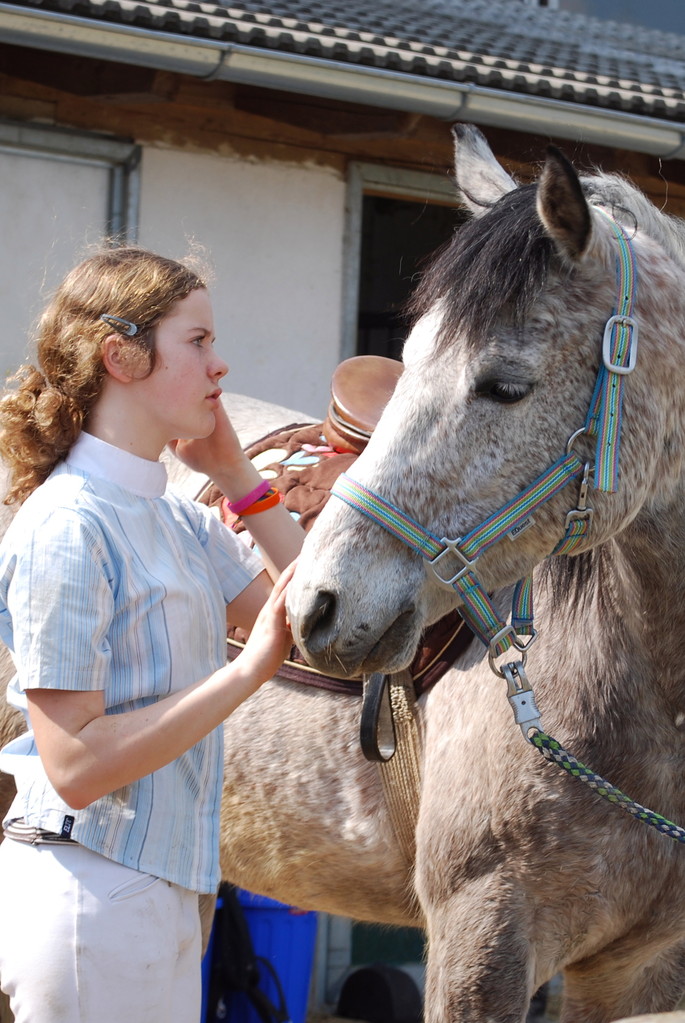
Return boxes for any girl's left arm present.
[170,402,304,580]
[26,562,297,809]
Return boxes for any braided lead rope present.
[531,731,685,844]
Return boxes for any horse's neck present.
[539,503,685,706]
[613,504,685,673]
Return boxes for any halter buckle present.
[564,508,594,530]
[428,538,478,589]
[602,315,638,374]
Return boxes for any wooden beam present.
[2,43,685,215]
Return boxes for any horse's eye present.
[475,379,532,404]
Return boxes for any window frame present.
[0,119,141,241]
[341,161,456,361]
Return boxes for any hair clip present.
[100,314,139,337]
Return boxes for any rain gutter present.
[2,1,685,160]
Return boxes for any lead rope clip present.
[501,661,543,741]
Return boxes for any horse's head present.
[288,124,685,678]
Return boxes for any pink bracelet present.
[239,488,281,515]
[224,479,271,515]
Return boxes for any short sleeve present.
[3,508,114,693]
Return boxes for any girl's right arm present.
[171,403,305,581]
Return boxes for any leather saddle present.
[323,354,404,454]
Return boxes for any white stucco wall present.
[137,147,346,420]
[2,139,346,421]
[0,149,109,380]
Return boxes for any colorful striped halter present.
[331,208,638,685]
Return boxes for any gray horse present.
[285,125,685,1022]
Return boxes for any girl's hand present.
[239,561,298,685]
[170,401,247,479]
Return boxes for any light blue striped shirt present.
[0,432,263,893]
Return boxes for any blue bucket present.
[200,900,220,1023]
[202,889,317,1023]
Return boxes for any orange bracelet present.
[239,488,281,515]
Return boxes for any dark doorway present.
[356,195,465,360]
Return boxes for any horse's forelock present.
[408,168,685,359]
[408,184,556,354]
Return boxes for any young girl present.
[0,246,304,1023]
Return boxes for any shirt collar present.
[66,432,168,498]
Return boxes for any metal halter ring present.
[566,426,588,455]
[487,625,537,677]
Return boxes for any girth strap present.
[360,670,422,866]
[380,672,423,867]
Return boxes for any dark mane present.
[542,550,601,620]
[409,183,557,351]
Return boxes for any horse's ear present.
[536,146,592,261]
[452,123,516,215]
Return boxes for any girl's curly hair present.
[0,247,206,505]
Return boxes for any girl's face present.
[135,288,228,448]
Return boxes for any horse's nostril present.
[301,589,337,649]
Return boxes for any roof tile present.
[6,0,685,122]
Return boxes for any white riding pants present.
[0,837,202,1023]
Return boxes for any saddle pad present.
[199,423,473,696]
